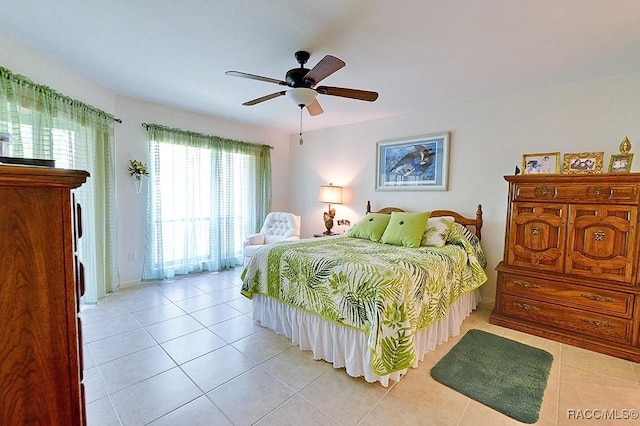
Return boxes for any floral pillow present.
[421,216,455,247]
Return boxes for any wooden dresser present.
[490,173,640,362]
[0,165,89,425]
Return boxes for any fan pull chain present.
[299,107,304,145]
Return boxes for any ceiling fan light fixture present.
[286,87,317,107]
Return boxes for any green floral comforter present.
[241,224,488,376]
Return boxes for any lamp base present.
[323,211,335,236]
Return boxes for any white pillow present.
[421,216,455,247]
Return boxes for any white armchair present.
[243,212,301,265]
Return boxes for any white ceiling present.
[1,0,640,135]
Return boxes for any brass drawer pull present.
[531,226,540,235]
[581,293,615,303]
[592,186,614,198]
[512,302,539,311]
[513,281,540,289]
[594,231,605,241]
[581,318,614,328]
[536,186,558,198]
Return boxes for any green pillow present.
[380,211,431,248]
[348,213,391,242]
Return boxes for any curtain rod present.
[115,118,122,123]
[141,122,274,149]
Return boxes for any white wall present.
[289,73,640,301]
[0,31,116,124]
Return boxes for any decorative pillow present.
[421,216,455,247]
[380,211,431,248]
[449,222,487,268]
[347,213,391,242]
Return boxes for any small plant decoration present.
[128,159,149,181]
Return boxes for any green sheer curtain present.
[142,123,272,280]
[0,66,119,303]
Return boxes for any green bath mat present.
[430,329,553,424]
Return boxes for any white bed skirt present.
[251,290,481,387]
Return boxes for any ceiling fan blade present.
[225,71,287,86]
[306,98,324,116]
[316,86,379,102]
[242,91,286,106]
[303,55,345,86]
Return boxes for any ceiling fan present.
[225,51,378,116]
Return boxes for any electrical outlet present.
[129,250,138,261]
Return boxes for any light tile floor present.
[82,269,640,425]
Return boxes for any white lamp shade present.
[286,87,318,107]
[318,184,343,204]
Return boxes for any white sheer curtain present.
[0,66,119,303]
[142,124,272,281]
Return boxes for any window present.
[142,124,271,280]
[0,66,119,303]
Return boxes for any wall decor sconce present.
[128,159,149,194]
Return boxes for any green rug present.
[430,329,553,424]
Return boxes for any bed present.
[241,202,487,386]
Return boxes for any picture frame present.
[522,152,560,174]
[376,132,449,191]
[608,153,633,173]
[562,152,604,174]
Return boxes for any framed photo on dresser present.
[522,152,560,174]
[609,153,633,173]
[562,152,604,174]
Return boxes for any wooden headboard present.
[365,200,483,240]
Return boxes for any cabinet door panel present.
[507,203,567,272]
[567,206,637,284]
[0,188,76,424]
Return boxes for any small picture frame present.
[608,153,633,173]
[562,152,604,174]
[522,152,560,174]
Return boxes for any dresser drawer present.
[500,294,633,345]
[500,274,635,318]
[513,182,640,204]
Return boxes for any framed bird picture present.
[376,132,450,191]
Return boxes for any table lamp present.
[318,183,343,235]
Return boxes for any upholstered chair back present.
[243,211,301,265]
[260,212,301,243]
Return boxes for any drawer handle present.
[512,302,539,311]
[531,226,540,236]
[536,186,557,198]
[581,293,615,303]
[594,231,605,241]
[592,186,613,198]
[581,318,614,328]
[513,280,540,289]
